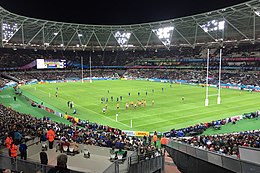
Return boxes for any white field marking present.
[208,94,218,97]
[46,87,100,106]
[0,95,11,98]
[131,101,260,128]
[22,91,65,113]
[44,84,258,116]
[9,103,21,108]
[121,94,258,122]
[148,112,246,132]
[26,84,258,128]
[30,88,130,128]
[140,107,260,132]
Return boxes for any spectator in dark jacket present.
[19,140,27,160]
[40,149,48,165]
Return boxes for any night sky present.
[0,0,250,25]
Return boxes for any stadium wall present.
[166,140,260,173]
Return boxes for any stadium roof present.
[0,0,260,52]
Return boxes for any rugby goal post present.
[89,52,92,83]
[205,48,222,106]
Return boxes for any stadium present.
[0,0,260,173]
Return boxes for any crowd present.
[176,129,260,158]
[0,68,259,87]
[0,42,259,167]
[165,111,259,138]
[126,69,260,86]
[0,103,163,165]
[0,42,259,69]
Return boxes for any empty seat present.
[63,145,68,152]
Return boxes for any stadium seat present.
[82,148,90,158]
[68,146,75,156]
[117,153,123,160]
[110,153,117,161]
[63,145,68,153]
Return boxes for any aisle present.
[164,150,181,173]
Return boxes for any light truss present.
[0,0,259,51]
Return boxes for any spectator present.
[5,133,13,157]
[19,139,28,160]
[153,132,158,146]
[10,142,18,164]
[47,127,55,149]
[47,154,70,173]
[14,130,23,144]
[40,149,48,165]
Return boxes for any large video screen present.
[36,59,67,69]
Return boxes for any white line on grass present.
[131,101,260,128]
[122,94,259,122]
[26,84,259,130]
[32,88,130,128]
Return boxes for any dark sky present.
[0,0,250,25]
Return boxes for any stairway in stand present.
[164,150,181,173]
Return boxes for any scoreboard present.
[36,59,67,69]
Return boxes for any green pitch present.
[3,80,260,132]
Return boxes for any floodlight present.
[152,26,174,47]
[2,22,18,41]
[114,31,131,48]
[255,10,260,17]
[218,21,225,30]
[200,20,225,33]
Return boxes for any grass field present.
[1,80,260,133]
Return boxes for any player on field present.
[137,100,141,107]
[143,100,146,107]
[130,101,134,107]
[116,103,120,109]
[152,100,154,107]
[102,107,106,114]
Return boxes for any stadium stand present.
[1,0,260,172]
